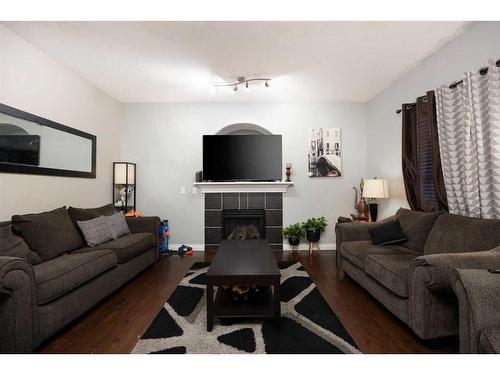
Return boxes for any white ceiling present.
[4,21,469,103]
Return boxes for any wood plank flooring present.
[39,250,458,354]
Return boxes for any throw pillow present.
[106,212,130,239]
[12,207,84,262]
[0,225,42,265]
[369,220,408,246]
[395,208,442,253]
[67,204,116,241]
[77,216,114,247]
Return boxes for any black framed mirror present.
[0,103,96,178]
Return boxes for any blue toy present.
[158,220,170,255]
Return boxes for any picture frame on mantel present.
[308,128,342,177]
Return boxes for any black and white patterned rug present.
[132,261,360,354]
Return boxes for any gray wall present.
[120,102,368,248]
[367,22,500,218]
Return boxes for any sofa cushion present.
[364,254,418,297]
[34,250,117,304]
[106,212,130,239]
[73,232,155,264]
[0,225,42,265]
[424,213,500,255]
[369,220,408,246]
[479,329,500,354]
[77,216,114,247]
[340,240,418,269]
[68,204,116,241]
[12,207,84,261]
[395,208,442,253]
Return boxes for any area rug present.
[132,261,360,354]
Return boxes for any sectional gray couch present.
[336,208,500,341]
[0,205,160,353]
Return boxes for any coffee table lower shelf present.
[206,285,281,331]
[213,286,274,318]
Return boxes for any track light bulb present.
[265,80,269,88]
[233,85,238,92]
[244,81,250,92]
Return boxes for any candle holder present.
[285,162,292,182]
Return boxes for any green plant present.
[282,223,303,240]
[301,216,328,234]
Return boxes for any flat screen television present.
[203,135,282,181]
[0,135,40,166]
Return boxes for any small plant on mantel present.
[282,223,303,246]
[301,216,328,243]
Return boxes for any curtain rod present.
[396,59,500,114]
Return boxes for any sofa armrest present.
[335,215,395,247]
[451,269,500,353]
[0,256,37,353]
[126,216,161,255]
[409,247,500,293]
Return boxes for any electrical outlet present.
[180,186,186,194]
[192,186,198,194]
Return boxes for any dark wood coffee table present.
[206,239,281,331]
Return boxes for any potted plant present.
[282,223,302,246]
[301,216,328,243]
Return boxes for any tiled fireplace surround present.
[204,192,283,251]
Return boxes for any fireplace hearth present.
[205,192,283,251]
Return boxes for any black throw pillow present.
[369,220,408,246]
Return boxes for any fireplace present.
[222,209,265,240]
[204,192,283,251]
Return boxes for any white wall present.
[0,25,122,219]
[120,102,368,248]
[367,21,500,218]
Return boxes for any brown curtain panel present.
[401,91,448,212]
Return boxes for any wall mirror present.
[0,103,96,178]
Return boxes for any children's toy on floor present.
[170,244,193,256]
[158,220,170,256]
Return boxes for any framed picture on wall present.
[308,128,342,177]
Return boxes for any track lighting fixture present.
[212,76,271,94]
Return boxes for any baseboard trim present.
[170,243,336,251]
[282,243,336,251]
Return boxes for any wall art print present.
[308,128,342,177]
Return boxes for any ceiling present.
[3,21,469,103]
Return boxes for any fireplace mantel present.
[193,181,294,193]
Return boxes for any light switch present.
[180,186,186,194]
[192,186,198,194]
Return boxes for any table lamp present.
[362,178,389,222]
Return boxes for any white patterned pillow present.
[106,212,130,239]
[77,216,113,247]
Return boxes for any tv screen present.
[203,135,282,181]
[0,135,40,166]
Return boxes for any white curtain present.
[435,60,500,218]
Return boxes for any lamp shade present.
[114,162,135,184]
[363,179,389,199]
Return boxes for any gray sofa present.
[0,205,160,353]
[451,269,500,353]
[336,208,500,341]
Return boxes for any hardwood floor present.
[39,250,458,354]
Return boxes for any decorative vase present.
[288,237,300,246]
[306,229,320,243]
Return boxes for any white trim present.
[170,243,336,251]
[193,181,294,193]
[282,243,336,251]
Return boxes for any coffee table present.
[206,239,281,331]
